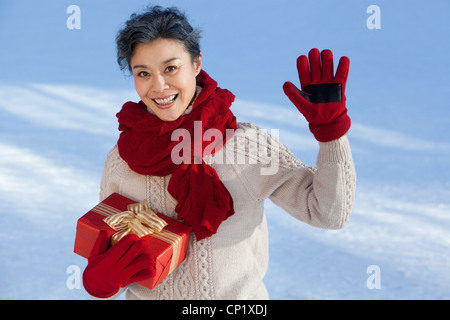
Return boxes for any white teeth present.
[154,94,177,105]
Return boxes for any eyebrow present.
[132,57,181,70]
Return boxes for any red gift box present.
[74,193,192,290]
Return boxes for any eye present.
[137,71,150,77]
[165,65,178,73]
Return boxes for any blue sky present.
[1,0,449,137]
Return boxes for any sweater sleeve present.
[244,125,356,229]
[272,136,356,229]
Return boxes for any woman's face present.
[130,38,202,121]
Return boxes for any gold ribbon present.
[103,200,168,244]
[92,199,183,275]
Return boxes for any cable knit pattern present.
[98,122,356,299]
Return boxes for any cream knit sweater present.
[99,122,356,300]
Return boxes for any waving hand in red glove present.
[283,48,351,142]
[83,230,156,298]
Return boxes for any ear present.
[194,52,203,76]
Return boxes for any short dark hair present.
[116,5,202,72]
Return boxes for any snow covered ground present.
[0,82,449,300]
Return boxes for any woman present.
[82,6,356,300]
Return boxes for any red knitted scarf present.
[116,70,237,240]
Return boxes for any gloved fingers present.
[296,54,311,87]
[308,48,322,84]
[334,56,350,85]
[89,229,110,259]
[128,268,156,285]
[283,81,314,114]
[116,237,149,268]
[321,49,334,82]
[106,233,141,262]
[283,81,306,102]
[124,253,156,284]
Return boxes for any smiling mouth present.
[152,94,178,106]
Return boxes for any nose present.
[151,74,168,93]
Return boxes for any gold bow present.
[103,200,168,244]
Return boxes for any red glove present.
[83,230,156,298]
[283,48,351,142]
